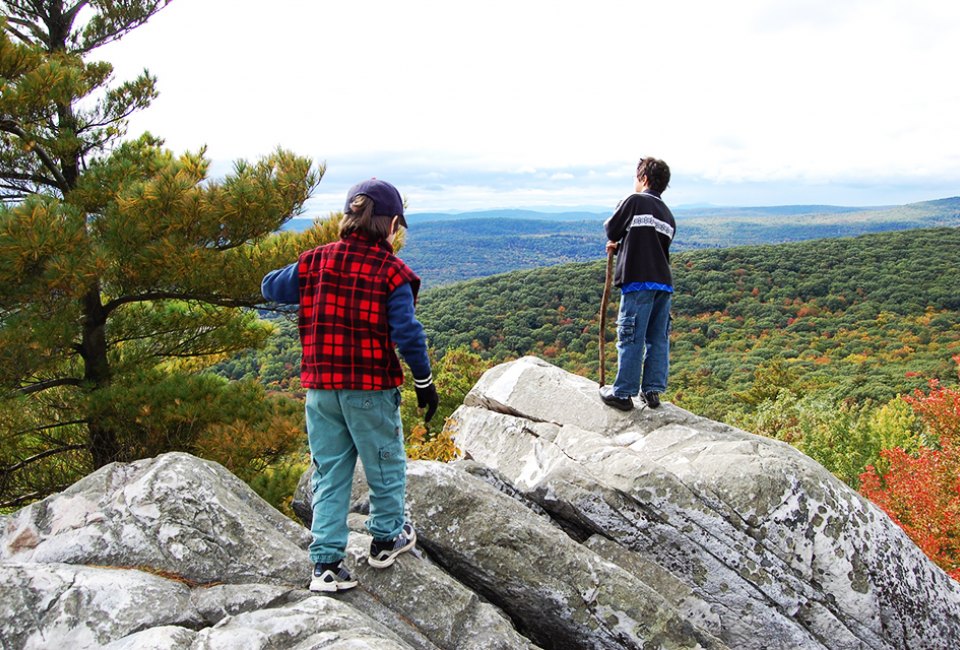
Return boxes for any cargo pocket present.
[617,314,637,345]
[378,437,406,488]
[345,393,384,429]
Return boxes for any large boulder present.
[450,356,960,649]
[104,596,416,650]
[0,453,536,649]
[0,562,201,649]
[4,356,960,649]
[404,461,725,649]
[340,513,540,650]
[0,451,311,586]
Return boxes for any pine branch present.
[0,120,68,189]
[64,1,88,25]
[0,170,59,188]
[103,291,256,315]
[2,14,46,46]
[257,304,299,316]
[3,22,37,46]
[76,1,171,53]
[0,437,87,508]
[0,184,33,202]
[15,377,84,396]
[16,419,89,436]
[0,482,74,509]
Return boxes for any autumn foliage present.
[860,355,960,580]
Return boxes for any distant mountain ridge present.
[281,196,960,286]
[283,196,958,229]
[392,204,883,223]
[671,203,878,218]
[404,208,606,223]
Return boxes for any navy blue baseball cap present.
[344,178,407,227]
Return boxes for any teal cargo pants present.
[305,387,407,564]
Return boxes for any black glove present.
[414,377,439,423]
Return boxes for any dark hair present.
[637,157,671,194]
[339,195,396,240]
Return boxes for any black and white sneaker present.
[368,522,417,569]
[309,560,358,592]
[642,391,661,408]
[599,385,634,411]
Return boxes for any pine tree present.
[0,1,333,507]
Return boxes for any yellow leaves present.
[177,151,209,184]
[161,353,233,374]
[408,424,428,444]
[195,414,303,483]
[0,197,95,295]
[131,401,154,427]
[7,55,84,112]
[0,23,42,74]
[405,420,462,463]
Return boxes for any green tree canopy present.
[0,1,333,507]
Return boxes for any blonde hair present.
[339,195,396,241]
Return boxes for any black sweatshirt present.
[603,190,676,288]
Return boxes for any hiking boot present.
[599,385,634,411]
[309,560,357,593]
[368,521,417,569]
[643,391,661,408]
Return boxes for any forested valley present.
[388,197,960,285]
[215,226,960,577]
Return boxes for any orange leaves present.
[904,378,960,442]
[860,357,960,580]
[860,442,960,580]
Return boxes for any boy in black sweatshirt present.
[600,158,675,410]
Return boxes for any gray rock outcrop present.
[2,356,959,649]
[1,453,535,650]
[449,356,960,649]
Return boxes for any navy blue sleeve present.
[604,195,633,242]
[387,282,432,384]
[261,262,300,304]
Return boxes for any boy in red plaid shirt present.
[261,179,438,592]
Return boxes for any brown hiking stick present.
[598,248,615,386]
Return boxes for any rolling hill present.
[415,226,960,412]
[219,225,960,489]
[282,198,960,284]
[391,197,960,286]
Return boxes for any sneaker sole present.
[368,529,417,569]
[309,576,358,592]
[600,397,634,411]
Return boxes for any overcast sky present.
[98,0,960,215]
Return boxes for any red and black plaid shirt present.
[297,233,420,390]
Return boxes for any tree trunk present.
[48,4,113,465]
[80,285,118,468]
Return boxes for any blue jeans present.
[305,388,406,564]
[612,290,671,398]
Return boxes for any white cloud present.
[96,0,960,211]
